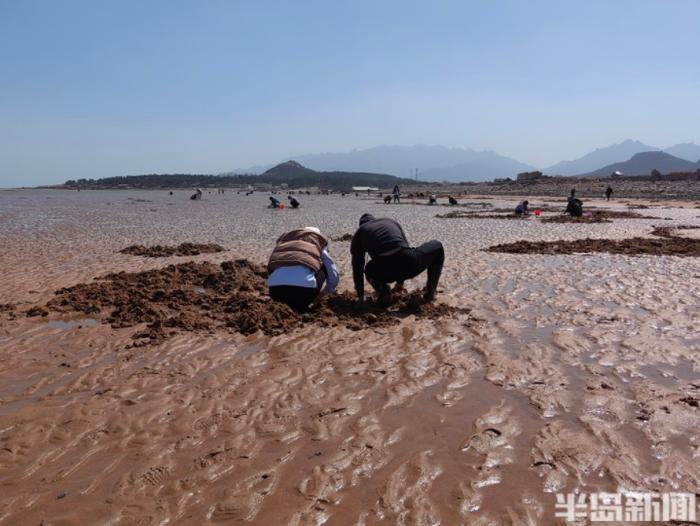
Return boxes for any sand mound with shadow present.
[45,259,470,344]
[119,243,226,257]
[486,228,700,257]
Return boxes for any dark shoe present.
[377,290,393,307]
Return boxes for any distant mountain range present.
[233,141,700,182]
[233,145,535,182]
[545,139,700,175]
[581,151,700,178]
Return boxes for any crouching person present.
[351,213,444,305]
[267,227,339,312]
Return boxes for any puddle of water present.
[234,342,266,360]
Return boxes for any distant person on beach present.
[448,196,458,205]
[515,200,529,216]
[269,196,281,208]
[267,227,339,312]
[428,194,437,205]
[605,186,613,201]
[288,196,300,209]
[351,213,444,305]
[566,189,583,217]
[392,185,400,204]
[191,188,202,200]
[383,195,392,204]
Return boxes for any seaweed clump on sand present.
[486,227,700,257]
[120,243,226,257]
[45,259,470,344]
[541,210,657,224]
[650,225,700,238]
[0,303,17,321]
[436,211,523,219]
[332,233,353,242]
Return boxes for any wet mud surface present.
[1,190,698,525]
[46,259,471,344]
[119,242,226,257]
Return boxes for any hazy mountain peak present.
[664,142,700,162]
[582,150,698,177]
[545,139,658,176]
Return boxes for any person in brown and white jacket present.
[267,227,339,312]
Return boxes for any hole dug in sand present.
[45,259,470,344]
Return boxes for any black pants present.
[269,269,326,313]
[566,199,583,217]
[365,241,444,291]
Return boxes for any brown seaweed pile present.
[486,227,700,257]
[436,211,524,219]
[119,243,226,257]
[332,233,353,242]
[650,225,700,238]
[541,210,657,223]
[45,259,470,343]
[0,303,17,321]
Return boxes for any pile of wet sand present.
[486,227,700,257]
[45,259,470,343]
[119,243,226,257]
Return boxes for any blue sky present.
[1,0,699,186]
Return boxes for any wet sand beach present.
[0,189,698,525]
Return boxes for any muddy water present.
[0,189,698,525]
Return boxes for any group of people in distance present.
[267,215,444,313]
[514,186,614,218]
[268,195,301,209]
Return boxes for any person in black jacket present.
[350,213,444,305]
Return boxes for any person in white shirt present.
[267,227,339,312]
